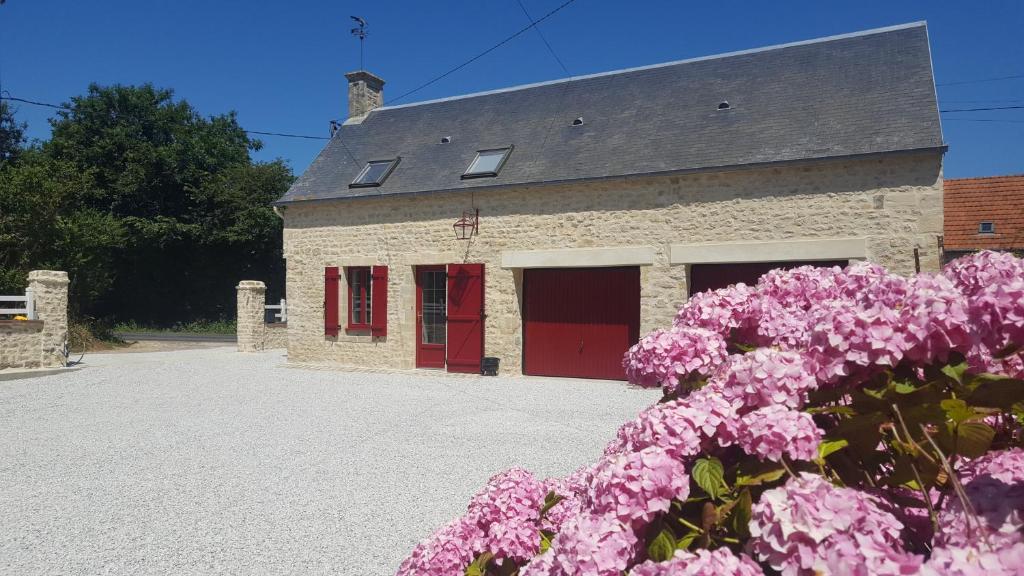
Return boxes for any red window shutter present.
[370,265,388,337]
[324,266,340,337]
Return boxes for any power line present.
[0,95,331,140]
[515,0,571,76]
[937,73,1024,87]
[2,95,65,109]
[515,0,574,154]
[386,0,579,104]
[245,130,328,141]
[939,105,1024,113]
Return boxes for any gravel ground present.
[0,347,657,575]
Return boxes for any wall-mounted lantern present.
[453,209,479,240]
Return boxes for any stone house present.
[942,175,1024,263]
[273,22,945,379]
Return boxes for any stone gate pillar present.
[236,281,266,352]
[27,270,69,368]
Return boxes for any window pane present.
[365,271,372,323]
[467,149,508,174]
[351,270,363,324]
[421,270,446,345]
[354,160,394,185]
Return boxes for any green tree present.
[1,84,292,324]
[0,100,26,164]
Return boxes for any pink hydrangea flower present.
[837,261,909,308]
[920,542,1024,576]
[935,449,1024,550]
[519,514,637,576]
[754,298,819,350]
[585,446,690,529]
[756,265,843,311]
[735,405,822,463]
[710,348,819,410]
[395,516,483,576]
[629,548,762,575]
[465,468,547,562]
[967,343,1024,379]
[749,473,918,575]
[674,283,760,342]
[943,250,1024,298]
[623,327,729,394]
[968,277,1024,353]
[604,388,737,460]
[808,300,907,383]
[899,274,973,364]
[541,470,588,533]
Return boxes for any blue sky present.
[2,0,1022,178]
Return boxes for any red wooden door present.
[446,263,484,374]
[523,267,640,380]
[416,265,447,369]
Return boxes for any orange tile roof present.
[944,175,1024,251]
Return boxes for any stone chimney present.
[344,70,385,119]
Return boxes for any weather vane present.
[350,16,367,71]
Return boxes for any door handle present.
[578,336,584,354]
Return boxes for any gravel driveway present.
[0,347,657,575]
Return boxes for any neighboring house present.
[942,175,1024,262]
[274,22,945,380]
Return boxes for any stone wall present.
[281,152,944,375]
[0,270,69,370]
[28,270,70,368]
[0,321,44,369]
[236,281,267,352]
[265,324,288,349]
[236,281,288,351]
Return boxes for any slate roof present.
[278,22,944,205]
[944,175,1024,251]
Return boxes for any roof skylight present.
[350,158,399,188]
[462,148,512,179]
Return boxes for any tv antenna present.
[350,16,368,70]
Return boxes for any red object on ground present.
[523,267,640,380]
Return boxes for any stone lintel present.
[669,238,868,265]
[500,246,657,269]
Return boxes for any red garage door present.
[523,267,640,380]
[688,260,849,296]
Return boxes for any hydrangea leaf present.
[940,361,969,384]
[967,379,1024,409]
[940,398,973,424]
[726,489,753,538]
[538,530,554,554]
[464,552,493,576]
[736,467,786,487]
[539,491,564,518]
[647,527,676,562]
[956,422,995,458]
[675,530,699,551]
[692,457,727,499]
[817,438,849,460]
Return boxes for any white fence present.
[0,288,35,319]
[265,298,287,323]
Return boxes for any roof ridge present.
[375,22,928,113]
[947,174,1024,182]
